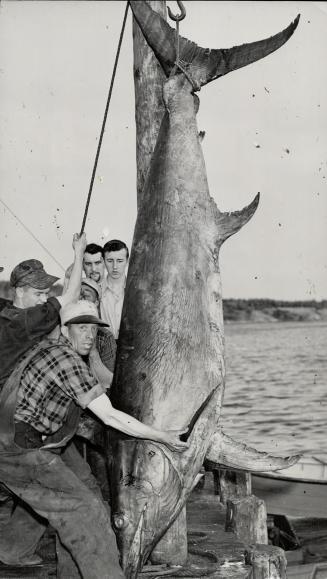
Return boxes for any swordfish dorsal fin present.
[205,429,301,472]
[216,192,260,245]
[129,1,300,90]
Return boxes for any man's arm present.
[62,263,74,293]
[57,233,87,308]
[88,347,113,389]
[87,393,188,452]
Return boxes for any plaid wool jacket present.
[14,335,104,435]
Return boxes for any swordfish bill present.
[109,4,300,576]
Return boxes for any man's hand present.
[89,345,114,389]
[156,428,189,452]
[58,233,86,304]
[72,232,87,257]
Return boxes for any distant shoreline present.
[225,315,327,324]
[223,299,327,323]
[1,281,326,323]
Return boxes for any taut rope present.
[80,1,129,235]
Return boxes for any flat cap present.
[10,259,59,289]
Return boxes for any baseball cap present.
[10,259,59,289]
[61,300,108,327]
[81,278,101,299]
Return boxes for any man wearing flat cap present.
[0,300,187,577]
[0,233,86,393]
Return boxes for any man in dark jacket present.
[0,233,86,566]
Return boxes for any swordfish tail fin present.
[129,2,300,90]
[205,430,302,472]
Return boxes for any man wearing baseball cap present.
[0,233,86,567]
[0,300,188,577]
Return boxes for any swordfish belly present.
[113,77,226,430]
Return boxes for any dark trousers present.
[0,433,124,579]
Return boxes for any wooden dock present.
[0,474,251,579]
[1,474,327,578]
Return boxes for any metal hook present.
[167,1,186,23]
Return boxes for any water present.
[221,321,327,462]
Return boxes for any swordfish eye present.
[113,512,129,530]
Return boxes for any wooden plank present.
[245,544,287,579]
[139,566,251,578]
[0,563,48,578]
[286,562,327,579]
[150,507,188,565]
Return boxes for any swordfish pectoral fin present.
[180,385,220,442]
[129,2,300,89]
[216,192,260,245]
[204,430,301,472]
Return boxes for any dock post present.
[226,494,268,544]
[214,469,268,544]
[245,544,287,579]
[217,469,252,503]
[150,507,188,565]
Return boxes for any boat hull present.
[252,458,327,518]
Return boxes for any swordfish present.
[109,3,300,576]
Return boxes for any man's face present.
[83,252,104,283]
[18,286,50,307]
[67,323,97,356]
[80,285,99,305]
[104,249,128,281]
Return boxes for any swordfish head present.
[110,388,220,578]
[108,3,300,577]
[110,439,183,576]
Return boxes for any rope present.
[0,197,65,272]
[80,1,129,235]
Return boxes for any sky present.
[0,1,326,301]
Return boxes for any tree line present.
[223,297,327,321]
[0,280,326,313]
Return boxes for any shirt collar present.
[102,276,126,295]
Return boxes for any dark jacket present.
[0,297,61,391]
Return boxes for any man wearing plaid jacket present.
[0,301,187,578]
